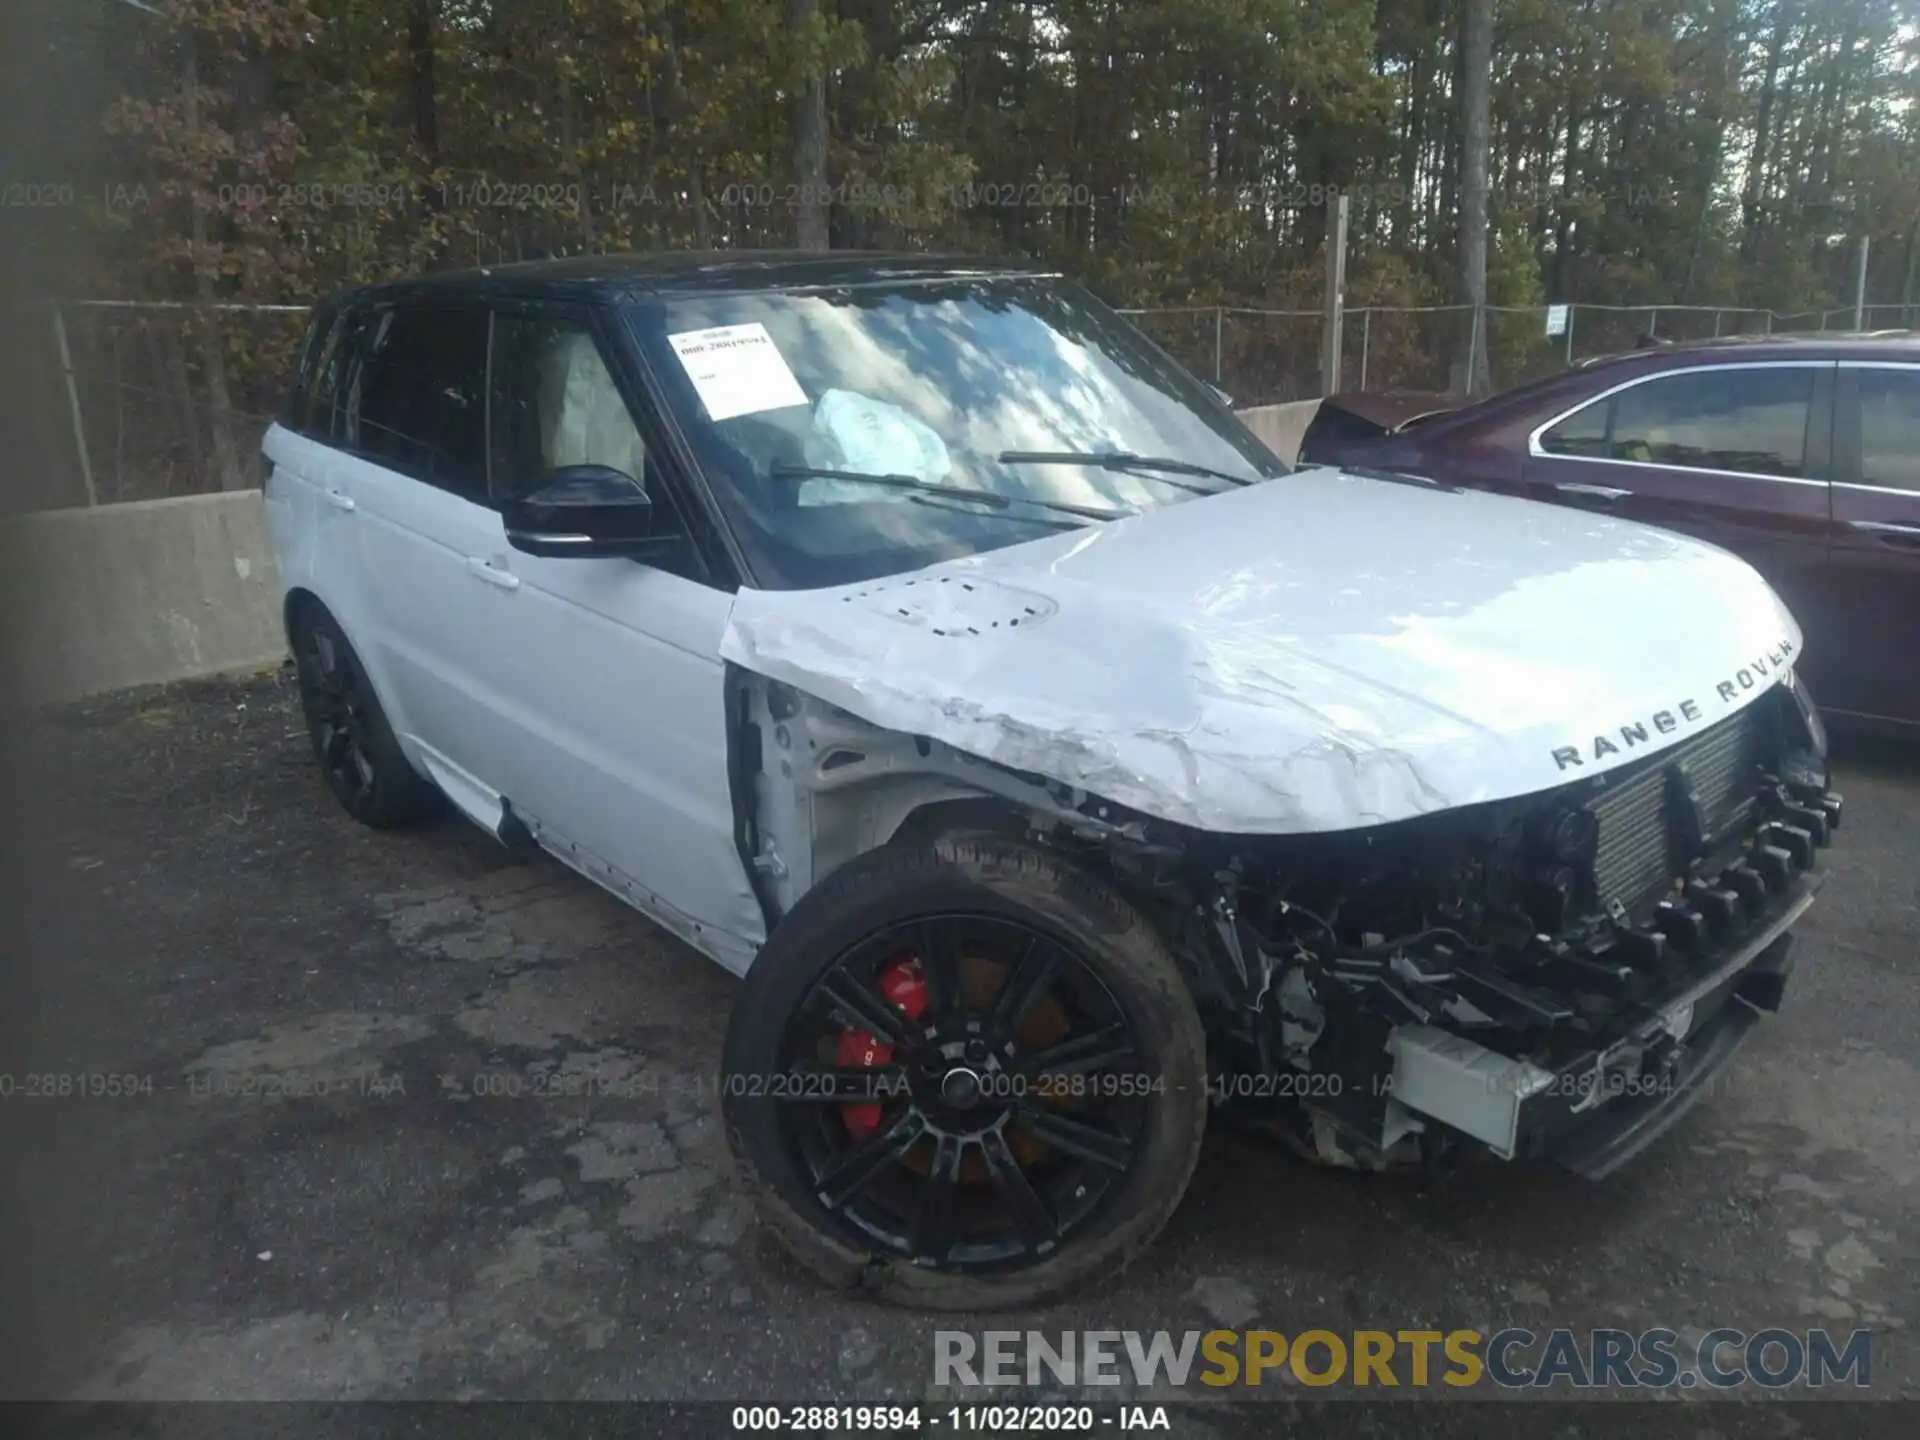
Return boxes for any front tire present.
[722,834,1207,1310]
[290,603,445,829]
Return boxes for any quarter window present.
[280,303,336,434]
[346,305,489,498]
[1858,368,1920,493]
[1539,399,1609,458]
[301,308,362,441]
[488,315,648,500]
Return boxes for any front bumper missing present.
[1385,871,1822,1176]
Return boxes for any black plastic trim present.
[1527,871,1822,1178]
[1547,981,1763,1180]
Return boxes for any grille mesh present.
[1586,708,1766,910]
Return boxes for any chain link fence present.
[1126,301,1920,407]
[4,300,309,515]
[8,296,1916,515]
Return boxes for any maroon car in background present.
[1297,335,1920,732]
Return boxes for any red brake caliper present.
[837,957,928,1138]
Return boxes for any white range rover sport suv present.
[263,251,1841,1310]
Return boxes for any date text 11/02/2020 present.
[717,1067,1679,1106]
[730,1406,1172,1432]
[187,179,1182,215]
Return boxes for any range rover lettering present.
[1298,334,1920,733]
[263,252,1841,1309]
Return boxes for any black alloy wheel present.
[300,622,377,802]
[723,835,1207,1309]
[781,912,1152,1271]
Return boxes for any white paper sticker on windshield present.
[666,322,808,422]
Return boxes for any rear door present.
[332,299,509,824]
[1825,362,1920,726]
[1523,361,1835,688]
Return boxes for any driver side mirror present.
[502,464,667,559]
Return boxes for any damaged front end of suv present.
[713,414,1842,1310]
[1173,671,1837,1179]
[729,662,1836,1194]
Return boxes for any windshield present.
[625,276,1287,589]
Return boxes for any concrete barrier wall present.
[2,408,1317,706]
[1,491,286,707]
[1236,400,1322,465]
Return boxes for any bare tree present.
[792,0,829,251]
[1452,0,1492,397]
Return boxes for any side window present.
[488,314,648,500]
[1540,400,1610,457]
[1858,368,1920,493]
[345,305,489,498]
[1606,368,1813,478]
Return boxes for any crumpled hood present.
[721,467,1803,834]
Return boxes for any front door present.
[465,304,764,967]
[1825,362,1920,727]
[1524,361,1836,694]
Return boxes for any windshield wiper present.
[904,495,1091,530]
[767,464,1135,523]
[997,449,1255,492]
[1339,463,1460,494]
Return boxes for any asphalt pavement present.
[0,670,1913,1430]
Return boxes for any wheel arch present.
[283,586,418,760]
[726,664,1164,935]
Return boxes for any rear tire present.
[290,603,445,829]
[722,834,1207,1310]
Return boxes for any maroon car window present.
[1540,400,1609,457]
[1859,368,1920,493]
[1604,368,1814,478]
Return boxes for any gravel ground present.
[0,669,1914,1433]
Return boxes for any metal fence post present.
[1213,306,1223,384]
[51,303,99,507]
[1853,236,1870,331]
[1321,194,1349,396]
[1472,302,1486,392]
[1359,309,1371,391]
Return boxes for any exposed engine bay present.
[1162,670,1837,1175]
[730,667,1838,1179]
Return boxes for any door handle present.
[323,488,356,513]
[466,556,522,591]
[1552,481,1632,502]
[1848,519,1920,547]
